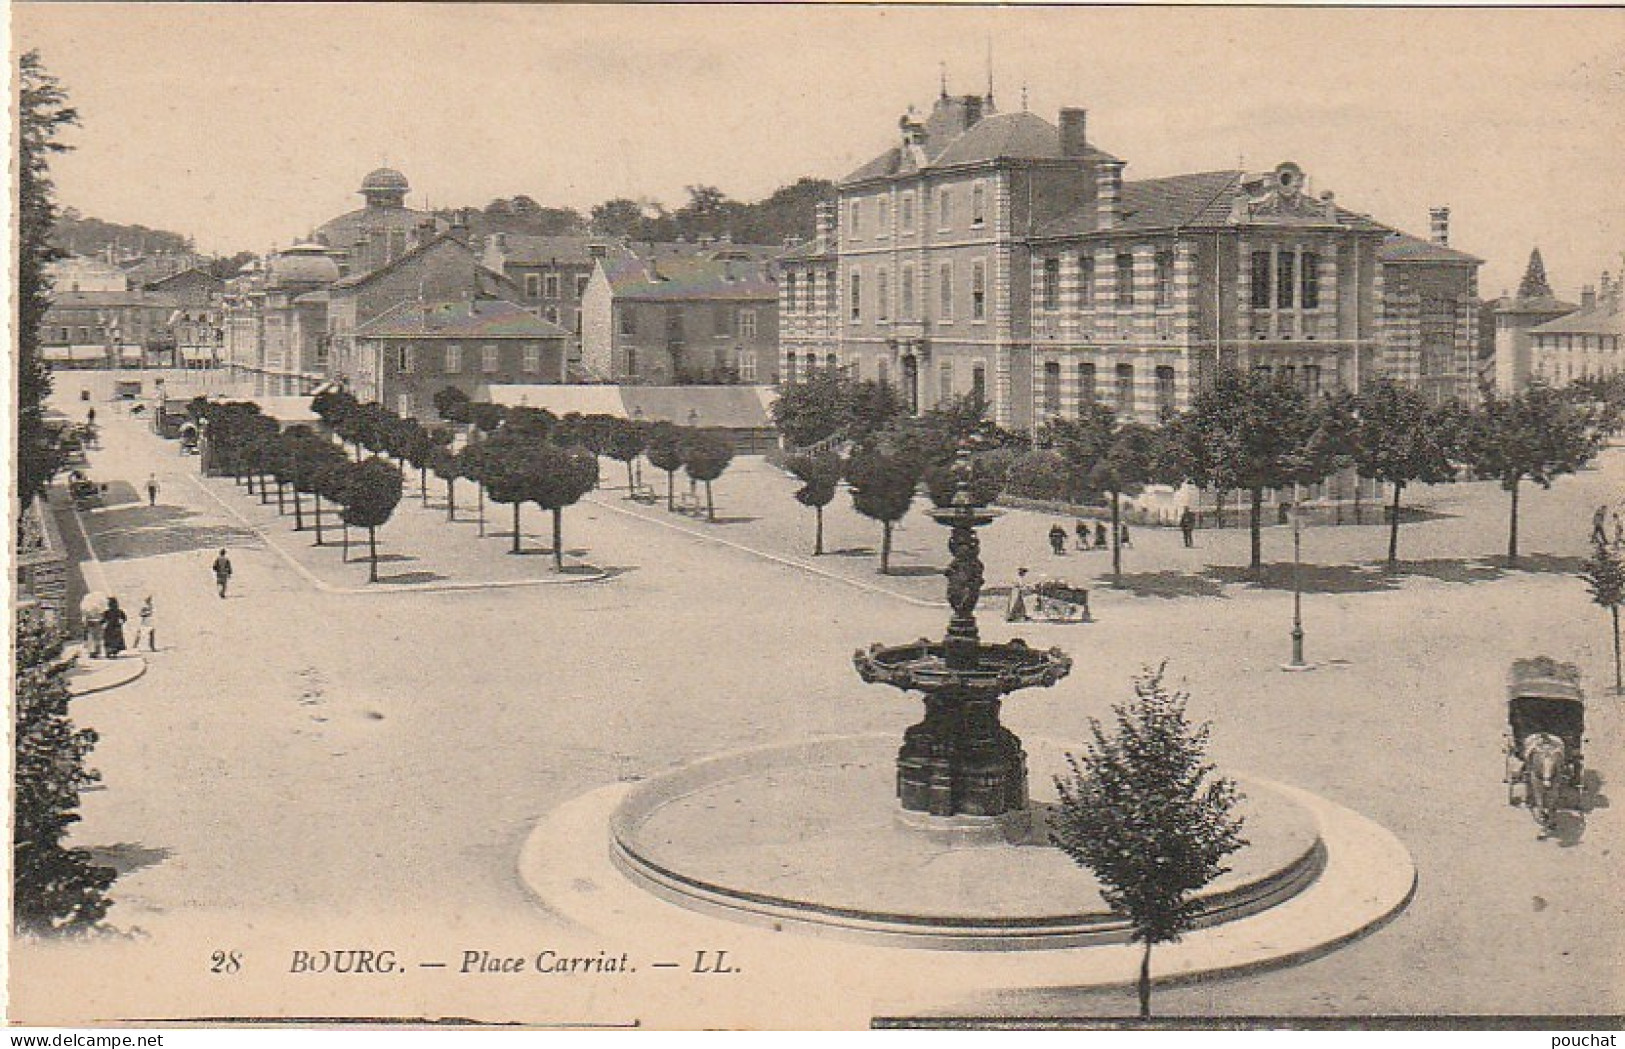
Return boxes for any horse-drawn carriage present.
[1029,580,1092,623]
[1504,657,1586,829]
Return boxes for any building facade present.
[1529,272,1624,386]
[783,89,1482,431]
[40,289,181,369]
[1495,248,1580,393]
[353,299,570,419]
[479,233,610,368]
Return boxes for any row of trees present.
[770,369,1607,577]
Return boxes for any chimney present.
[1429,206,1450,246]
[963,94,984,130]
[448,208,471,245]
[1059,108,1089,158]
[1096,159,1124,230]
[1581,285,1597,310]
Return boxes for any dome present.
[268,244,341,285]
[361,167,410,194]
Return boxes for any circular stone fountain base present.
[608,736,1324,951]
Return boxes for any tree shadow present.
[706,515,761,526]
[884,565,946,579]
[85,841,171,876]
[828,547,877,557]
[369,552,417,564]
[1204,561,1399,594]
[1493,553,1587,576]
[93,481,143,509]
[376,571,449,585]
[1109,571,1228,600]
[85,504,260,561]
[1382,558,1507,585]
[1580,769,1610,813]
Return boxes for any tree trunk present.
[625,460,636,496]
[814,505,825,556]
[420,466,429,507]
[313,496,324,545]
[1215,489,1224,530]
[511,502,522,554]
[367,526,378,583]
[1111,492,1122,580]
[446,478,456,521]
[1614,605,1622,694]
[353,442,362,462]
[666,471,675,511]
[1507,476,1521,564]
[552,507,564,573]
[1387,481,1405,567]
[880,521,893,575]
[1138,941,1153,1018]
[292,488,304,531]
[275,480,286,514]
[246,471,256,495]
[1353,480,1363,525]
[705,480,715,522]
[341,522,350,562]
[260,475,273,504]
[1250,486,1265,572]
[477,483,486,537]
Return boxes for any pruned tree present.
[645,422,686,511]
[428,445,461,521]
[680,430,735,522]
[786,452,844,555]
[13,610,117,935]
[1348,381,1463,566]
[1462,384,1602,564]
[456,437,492,537]
[604,417,649,495]
[339,458,403,583]
[1045,406,1156,579]
[530,443,601,572]
[1050,665,1247,1018]
[315,456,355,557]
[1582,536,1625,694]
[303,440,351,547]
[845,449,924,575]
[770,370,904,449]
[433,385,472,426]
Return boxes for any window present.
[525,274,541,298]
[1302,252,1320,310]
[445,344,462,373]
[1154,251,1174,308]
[1042,258,1061,311]
[901,265,915,320]
[878,358,890,389]
[971,261,987,321]
[397,346,413,373]
[482,344,498,373]
[939,262,954,321]
[826,353,838,372]
[619,309,637,336]
[971,182,986,226]
[1078,363,1097,407]
[849,201,861,237]
[1079,255,1095,309]
[575,275,589,299]
[524,344,541,372]
[938,187,951,228]
[1115,363,1135,415]
[1115,253,1135,307]
[626,346,638,377]
[784,353,797,384]
[397,393,415,417]
[714,305,733,336]
[1277,250,1295,308]
[785,273,798,313]
[573,309,582,335]
[740,349,757,382]
[900,193,915,232]
[1155,365,1176,417]
[1251,252,1272,309]
[877,268,890,322]
[850,271,862,322]
[1043,361,1062,416]
[544,274,561,298]
[877,198,890,236]
[971,362,987,404]
[544,306,559,324]
[804,353,816,376]
[739,309,757,338]
[940,360,954,404]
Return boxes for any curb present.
[586,494,945,609]
[66,654,148,697]
[189,473,611,595]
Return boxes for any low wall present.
[15,495,70,626]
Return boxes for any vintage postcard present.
[8,2,1624,1033]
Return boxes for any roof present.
[485,234,604,267]
[330,234,514,296]
[842,107,1118,185]
[1036,170,1243,237]
[778,239,836,262]
[1376,230,1482,265]
[361,168,410,193]
[144,266,223,289]
[1497,293,1579,316]
[484,384,778,429]
[601,254,778,302]
[46,290,181,309]
[1531,301,1623,337]
[314,203,434,253]
[356,298,570,340]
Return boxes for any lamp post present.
[1282,502,1314,672]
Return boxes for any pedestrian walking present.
[146,473,160,507]
[79,592,108,658]
[1180,507,1196,548]
[1094,520,1108,549]
[1613,511,1622,550]
[1075,519,1091,551]
[1592,504,1610,546]
[87,406,96,427]
[1119,522,1133,549]
[1006,568,1030,622]
[102,597,128,658]
[131,596,157,652]
[1049,523,1068,556]
[212,549,234,599]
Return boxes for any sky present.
[12,3,1625,298]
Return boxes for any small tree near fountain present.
[1050,665,1246,1018]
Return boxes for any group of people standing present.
[1590,504,1624,549]
[1048,519,1131,556]
[79,593,155,659]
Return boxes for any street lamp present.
[1281,501,1315,672]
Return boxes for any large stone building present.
[40,289,181,369]
[222,243,344,394]
[478,233,605,368]
[1494,248,1580,393]
[780,88,1482,431]
[313,168,443,276]
[1529,271,1624,387]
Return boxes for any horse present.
[1522,732,1568,830]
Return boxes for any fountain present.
[854,449,1071,837]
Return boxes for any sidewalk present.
[63,647,148,696]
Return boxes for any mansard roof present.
[841,110,1115,185]
[1375,229,1482,265]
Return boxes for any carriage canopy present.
[1507,657,1584,746]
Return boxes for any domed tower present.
[360,167,410,210]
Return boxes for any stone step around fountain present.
[608,736,1325,951]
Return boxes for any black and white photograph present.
[7,2,1625,1034]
